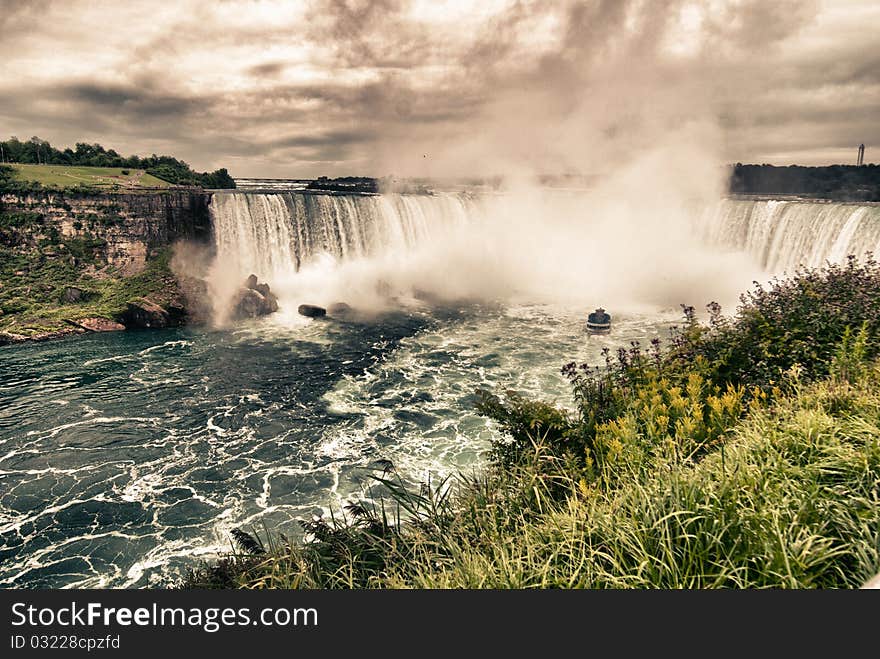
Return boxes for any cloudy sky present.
[0,0,877,177]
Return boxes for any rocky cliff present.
[0,189,210,274]
[0,189,213,343]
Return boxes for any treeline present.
[729,163,880,201]
[306,176,433,194]
[307,176,379,193]
[0,136,235,189]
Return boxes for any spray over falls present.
[208,191,880,317]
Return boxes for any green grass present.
[0,243,177,338]
[400,375,880,589]
[9,164,172,189]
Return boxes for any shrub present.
[695,255,880,389]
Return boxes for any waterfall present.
[703,199,880,273]
[208,191,880,315]
[210,191,475,281]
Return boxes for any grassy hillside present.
[1,136,236,189]
[9,164,172,189]
[0,240,179,340]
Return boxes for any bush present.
[62,235,106,261]
[694,255,880,389]
[0,211,43,230]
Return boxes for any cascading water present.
[704,198,880,272]
[210,191,476,282]
[210,191,880,314]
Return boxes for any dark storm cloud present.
[0,77,210,140]
[270,129,372,150]
[62,82,200,120]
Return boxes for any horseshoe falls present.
[210,191,474,281]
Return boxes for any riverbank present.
[183,257,880,588]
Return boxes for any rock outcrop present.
[232,275,279,319]
[66,317,126,332]
[0,189,214,344]
[123,297,172,328]
[0,327,83,345]
[61,286,95,304]
[298,304,327,318]
[0,189,211,275]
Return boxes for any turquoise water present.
[0,305,673,587]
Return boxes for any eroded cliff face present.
[0,190,211,275]
[0,189,213,343]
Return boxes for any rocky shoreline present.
[0,188,215,346]
[0,272,281,346]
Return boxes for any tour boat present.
[586,320,611,335]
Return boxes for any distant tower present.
[857,143,865,166]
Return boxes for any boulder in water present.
[123,298,171,329]
[232,275,279,319]
[328,302,352,316]
[234,288,269,318]
[298,304,327,318]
